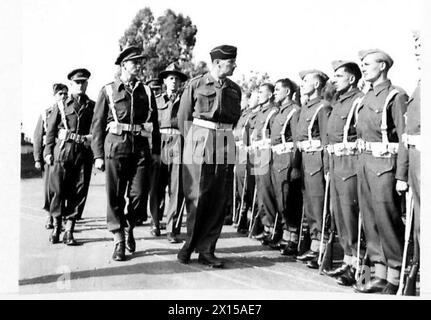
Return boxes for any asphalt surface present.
[19,171,357,297]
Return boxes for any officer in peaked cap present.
[323,60,363,285]
[295,69,332,269]
[176,45,241,267]
[353,48,408,294]
[91,46,161,261]
[148,62,188,242]
[44,68,95,245]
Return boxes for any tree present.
[119,8,198,80]
[236,70,271,96]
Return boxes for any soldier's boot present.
[49,217,62,244]
[125,226,136,253]
[112,229,126,261]
[63,219,78,246]
[45,216,54,229]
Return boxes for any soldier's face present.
[274,82,289,103]
[333,68,352,92]
[54,89,68,102]
[300,74,316,97]
[218,59,237,77]
[361,55,384,82]
[258,86,272,104]
[163,75,181,93]
[122,59,142,78]
[70,80,88,95]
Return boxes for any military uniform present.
[268,100,302,247]
[296,96,331,254]
[44,90,94,242]
[326,80,363,277]
[177,61,241,265]
[92,79,160,232]
[33,106,55,215]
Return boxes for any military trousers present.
[301,151,326,242]
[409,147,420,263]
[43,163,52,212]
[329,154,359,258]
[105,152,151,232]
[181,124,235,254]
[357,152,404,269]
[49,144,93,220]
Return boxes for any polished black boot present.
[112,241,126,261]
[63,219,78,246]
[125,227,136,253]
[336,266,357,286]
[49,216,62,244]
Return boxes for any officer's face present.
[361,55,384,82]
[122,59,142,78]
[300,74,316,97]
[258,86,272,104]
[274,82,289,103]
[54,89,68,102]
[163,75,181,93]
[70,80,88,95]
[218,59,237,77]
[333,67,353,92]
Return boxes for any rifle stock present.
[297,208,310,256]
[403,263,419,296]
[319,230,334,274]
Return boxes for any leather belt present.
[326,142,359,156]
[271,142,295,154]
[297,140,323,152]
[160,128,181,135]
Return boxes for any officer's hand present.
[396,180,408,195]
[44,155,53,165]
[151,154,161,165]
[290,168,301,181]
[34,161,42,170]
[94,158,105,172]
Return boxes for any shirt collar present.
[338,87,360,102]
[372,79,391,96]
[305,97,321,108]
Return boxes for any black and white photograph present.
[1,0,430,302]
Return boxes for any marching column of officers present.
[32,33,421,295]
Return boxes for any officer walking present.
[353,49,408,295]
[151,62,188,243]
[323,61,363,285]
[295,70,332,269]
[176,45,242,268]
[44,69,94,245]
[91,46,161,261]
[33,83,68,229]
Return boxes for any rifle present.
[237,167,248,227]
[248,187,258,238]
[319,208,335,274]
[233,165,237,224]
[397,190,414,296]
[271,212,279,240]
[175,199,186,230]
[404,263,419,296]
[297,207,310,256]
[318,173,330,266]
[355,211,363,280]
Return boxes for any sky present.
[21,0,425,137]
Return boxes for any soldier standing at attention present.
[176,45,241,268]
[323,61,363,285]
[295,70,332,269]
[44,69,94,246]
[353,49,408,295]
[92,46,161,261]
[268,78,302,256]
[151,62,188,243]
[33,83,68,229]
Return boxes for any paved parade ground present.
[19,171,354,297]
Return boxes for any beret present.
[159,62,188,82]
[67,68,91,81]
[299,69,329,82]
[115,46,145,65]
[331,60,362,79]
[210,45,237,61]
[358,49,393,69]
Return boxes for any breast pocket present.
[196,88,217,113]
[113,96,128,120]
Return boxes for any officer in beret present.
[353,49,408,295]
[91,46,161,261]
[34,83,69,229]
[44,69,94,245]
[149,62,188,243]
[176,45,241,267]
[323,61,364,285]
[295,69,332,269]
[396,32,421,294]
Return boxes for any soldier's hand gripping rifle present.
[397,189,414,296]
[318,173,330,266]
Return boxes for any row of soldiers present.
[33,35,420,295]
